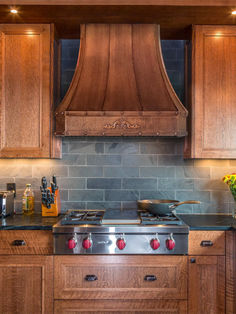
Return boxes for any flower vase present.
[232,200,236,219]
[230,186,236,218]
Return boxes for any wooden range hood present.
[55,24,188,137]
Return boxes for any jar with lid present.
[22,184,34,215]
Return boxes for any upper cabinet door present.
[0,24,61,158]
[185,25,236,159]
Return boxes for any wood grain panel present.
[188,255,225,314]
[54,255,187,300]
[0,24,61,158]
[0,255,53,314]
[0,230,53,254]
[188,230,225,255]
[186,25,236,158]
[4,33,40,148]
[226,231,236,314]
[54,300,187,314]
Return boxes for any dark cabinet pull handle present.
[190,258,196,263]
[85,275,98,281]
[144,275,157,281]
[12,240,26,246]
[201,240,213,247]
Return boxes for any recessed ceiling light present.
[10,8,18,14]
[232,10,236,15]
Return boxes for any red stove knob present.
[150,238,160,250]
[117,238,126,250]
[68,238,77,250]
[82,237,92,250]
[166,234,175,250]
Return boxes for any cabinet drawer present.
[54,300,187,314]
[54,255,187,300]
[189,231,225,255]
[0,230,53,254]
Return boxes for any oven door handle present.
[85,274,98,281]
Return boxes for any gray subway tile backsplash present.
[122,178,157,190]
[140,143,175,154]
[87,178,121,190]
[68,142,104,154]
[87,154,122,166]
[122,155,157,167]
[140,167,175,178]
[105,190,139,202]
[105,142,139,154]
[104,167,139,178]
[3,136,235,214]
[69,190,104,202]
[68,166,103,178]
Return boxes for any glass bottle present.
[22,184,34,215]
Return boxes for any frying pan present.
[137,199,200,216]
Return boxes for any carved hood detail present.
[55,23,188,136]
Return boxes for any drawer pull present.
[12,240,26,246]
[190,258,196,263]
[85,274,98,281]
[200,240,213,247]
[144,275,157,281]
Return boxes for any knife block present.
[41,189,61,217]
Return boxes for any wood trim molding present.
[0,0,235,6]
[226,231,236,314]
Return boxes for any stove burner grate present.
[61,210,105,225]
[139,211,183,225]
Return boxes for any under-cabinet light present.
[232,10,236,15]
[10,8,18,14]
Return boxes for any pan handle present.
[170,200,201,209]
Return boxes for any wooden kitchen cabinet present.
[188,230,225,255]
[0,230,53,314]
[226,231,236,314]
[54,255,187,300]
[0,255,53,314]
[54,300,187,314]
[188,255,225,314]
[0,230,53,254]
[188,230,226,314]
[0,24,61,158]
[185,25,236,158]
[54,255,187,313]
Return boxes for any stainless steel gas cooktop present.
[53,209,189,255]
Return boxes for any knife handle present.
[42,176,47,190]
[52,175,58,189]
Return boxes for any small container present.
[22,184,34,215]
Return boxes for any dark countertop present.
[0,213,61,230]
[179,214,236,231]
[0,213,236,231]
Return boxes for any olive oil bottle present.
[22,184,34,215]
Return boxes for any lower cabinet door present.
[54,300,187,314]
[188,256,225,314]
[0,255,53,314]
